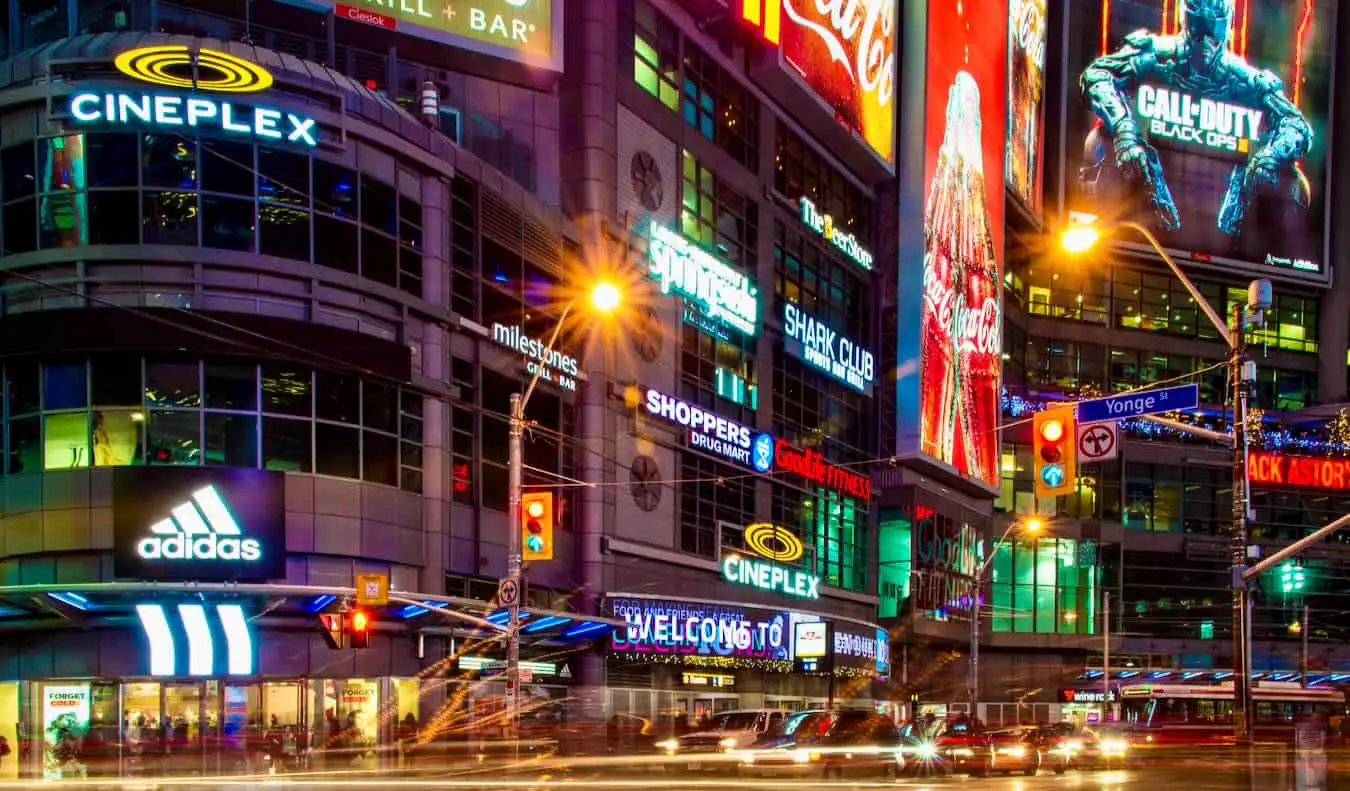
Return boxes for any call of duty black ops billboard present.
[1063,0,1336,282]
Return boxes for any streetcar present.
[1117,681,1345,743]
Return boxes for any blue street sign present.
[1077,384,1199,424]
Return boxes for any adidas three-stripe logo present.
[137,485,262,562]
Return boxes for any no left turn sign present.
[1077,423,1118,462]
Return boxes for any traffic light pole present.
[506,391,524,741]
[1229,302,1254,743]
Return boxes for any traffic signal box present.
[521,492,554,561]
[1033,407,1077,498]
[348,609,371,649]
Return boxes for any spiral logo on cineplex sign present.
[114,46,274,93]
[743,523,804,563]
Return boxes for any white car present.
[655,710,788,772]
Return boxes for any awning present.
[0,582,622,646]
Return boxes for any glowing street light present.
[590,281,622,313]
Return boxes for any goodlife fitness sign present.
[641,387,871,499]
[1248,452,1350,491]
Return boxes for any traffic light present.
[1280,563,1306,594]
[349,609,371,649]
[1033,407,1077,498]
[521,491,554,561]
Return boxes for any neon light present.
[782,302,875,392]
[178,604,215,676]
[137,485,263,561]
[48,592,90,611]
[763,0,781,45]
[722,555,821,599]
[114,46,274,93]
[743,523,805,563]
[799,197,873,270]
[216,604,254,675]
[523,615,572,633]
[1293,0,1313,109]
[741,0,761,26]
[647,222,759,336]
[136,604,176,677]
[67,92,316,147]
[193,485,242,535]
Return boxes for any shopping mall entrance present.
[24,677,415,778]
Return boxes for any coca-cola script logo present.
[1013,0,1045,67]
[922,262,1001,358]
[780,0,896,163]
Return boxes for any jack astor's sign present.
[1249,452,1350,491]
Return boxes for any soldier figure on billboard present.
[1079,0,1312,235]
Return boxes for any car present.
[1031,723,1075,774]
[655,709,786,773]
[934,717,989,775]
[956,727,1042,777]
[739,709,903,780]
[1073,725,1136,769]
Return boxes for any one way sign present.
[1077,422,1119,462]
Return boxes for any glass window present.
[93,408,143,466]
[316,372,359,423]
[86,133,138,188]
[205,412,257,467]
[260,202,311,260]
[204,363,257,411]
[7,415,41,474]
[146,410,200,465]
[146,361,200,408]
[6,361,41,415]
[258,147,310,206]
[39,193,89,248]
[363,383,398,434]
[44,412,90,470]
[360,177,398,236]
[261,366,311,416]
[91,356,142,406]
[43,361,88,410]
[3,143,37,200]
[314,161,357,219]
[315,422,360,478]
[362,431,396,487]
[200,141,255,197]
[314,215,360,274]
[142,191,199,245]
[201,195,256,252]
[633,0,679,110]
[263,417,311,472]
[87,191,140,244]
[3,200,38,253]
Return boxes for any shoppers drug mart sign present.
[783,303,875,394]
[648,222,759,337]
[642,387,773,471]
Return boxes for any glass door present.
[162,684,203,775]
[121,681,160,776]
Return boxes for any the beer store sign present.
[799,197,874,271]
[69,46,318,147]
[643,388,774,471]
[783,303,875,394]
[648,222,759,336]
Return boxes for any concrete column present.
[418,175,451,594]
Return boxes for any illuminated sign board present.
[648,223,759,337]
[782,302,875,393]
[753,0,897,167]
[69,46,317,147]
[609,597,791,663]
[899,0,1006,491]
[792,621,829,672]
[1134,85,1264,156]
[1249,452,1350,491]
[774,439,872,500]
[136,603,256,678]
[799,197,874,270]
[114,468,285,582]
[642,387,772,471]
[726,522,821,599]
[833,626,891,674]
[1066,0,1333,279]
[1060,688,1116,704]
[277,0,561,70]
[490,322,579,391]
[1006,0,1046,215]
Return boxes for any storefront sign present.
[723,554,821,599]
[682,672,735,687]
[70,46,317,147]
[609,597,791,663]
[1249,452,1350,491]
[774,439,872,500]
[136,602,256,677]
[743,522,805,563]
[792,620,830,672]
[1135,85,1264,156]
[648,222,759,337]
[41,685,91,780]
[799,198,874,270]
[282,0,560,69]
[642,387,773,471]
[114,468,286,582]
[491,322,579,391]
[1059,688,1116,704]
[782,303,875,393]
[832,625,892,675]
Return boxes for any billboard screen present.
[905,0,1008,490]
[1064,0,1335,279]
[778,0,897,166]
[1007,0,1048,215]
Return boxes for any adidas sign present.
[137,485,262,563]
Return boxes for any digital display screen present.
[1007,0,1048,215]
[1064,0,1335,279]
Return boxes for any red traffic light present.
[1039,419,1065,443]
[349,610,371,649]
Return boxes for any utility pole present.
[969,563,983,721]
[1103,591,1111,722]
[1230,300,1254,743]
[506,392,524,738]
[1300,604,1309,686]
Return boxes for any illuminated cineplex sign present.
[799,197,873,270]
[68,46,318,147]
[783,303,874,393]
[1134,84,1263,155]
[648,223,759,336]
[723,523,821,599]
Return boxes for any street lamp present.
[506,280,621,737]
[969,517,1043,718]
[1060,217,1270,742]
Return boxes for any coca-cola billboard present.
[1006,0,1046,216]
[777,0,897,167]
[896,0,1007,492]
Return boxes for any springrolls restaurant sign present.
[1248,452,1350,491]
[68,46,319,147]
